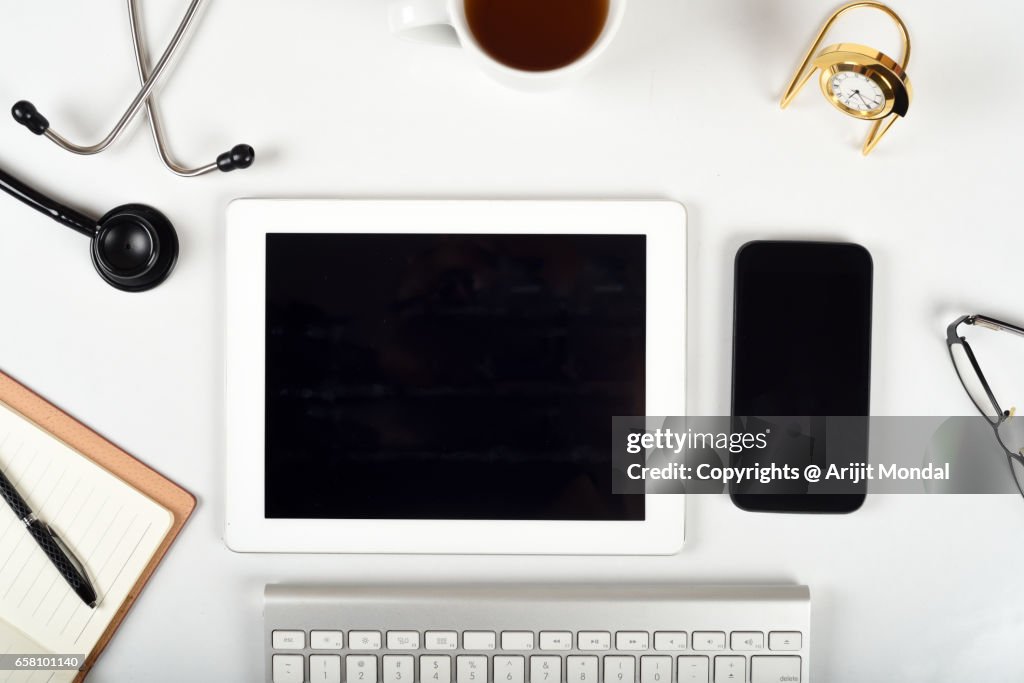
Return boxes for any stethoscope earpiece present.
[92,204,178,292]
[217,144,255,173]
[11,101,49,136]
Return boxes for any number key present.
[640,656,671,683]
[457,655,488,683]
[530,656,561,682]
[421,655,452,683]
[346,655,378,683]
[494,655,526,683]
[567,656,599,682]
[383,655,414,683]
[310,655,341,683]
[604,656,635,683]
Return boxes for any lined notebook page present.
[0,400,172,672]
[0,619,75,683]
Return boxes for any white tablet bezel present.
[225,200,686,554]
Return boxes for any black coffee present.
[465,0,610,72]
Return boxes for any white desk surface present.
[1,1,1022,680]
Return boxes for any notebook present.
[0,371,194,682]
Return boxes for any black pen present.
[0,468,97,608]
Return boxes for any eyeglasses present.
[947,314,1024,496]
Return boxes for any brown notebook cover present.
[0,370,196,682]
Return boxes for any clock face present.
[830,71,885,113]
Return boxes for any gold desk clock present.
[781,1,912,155]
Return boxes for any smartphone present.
[730,241,872,513]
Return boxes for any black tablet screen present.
[264,233,646,520]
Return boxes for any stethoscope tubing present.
[128,0,220,177]
[0,165,96,237]
[40,0,205,158]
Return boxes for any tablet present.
[225,200,685,554]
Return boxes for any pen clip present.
[44,523,95,592]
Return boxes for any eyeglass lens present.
[997,415,1024,457]
[949,342,1000,419]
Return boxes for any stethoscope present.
[0,167,177,292]
[1,0,254,291]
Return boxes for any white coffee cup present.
[388,0,626,90]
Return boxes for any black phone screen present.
[731,241,873,513]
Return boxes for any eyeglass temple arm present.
[11,0,205,156]
[970,315,1024,339]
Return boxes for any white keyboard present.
[265,584,810,683]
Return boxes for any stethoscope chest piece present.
[92,204,178,292]
[0,164,179,292]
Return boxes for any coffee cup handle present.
[388,0,459,46]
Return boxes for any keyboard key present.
[768,632,802,651]
[347,655,378,683]
[310,655,342,683]
[350,631,383,651]
[463,631,497,651]
[567,656,599,683]
[530,655,561,683]
[691,633,726,651]
[677,656,710,683]
[421,655,452,683]
[388,631,421,650]
[502,631,535,651]
[640,655,671,683]
[730,631,764,651]
[272,630,305,650]
[457,655,488,683]
[495,656,526,683]
[603,656,635,683]
[653,632,686,651]
[311,630,344,650]
[713,655,745,683]
[751,656,801,683]
[272,654,304,683]
[578,632,611,651]
[383,655,415,683]
[426,631,459,650]
[539,631,573,650]
[615,632,649,651]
